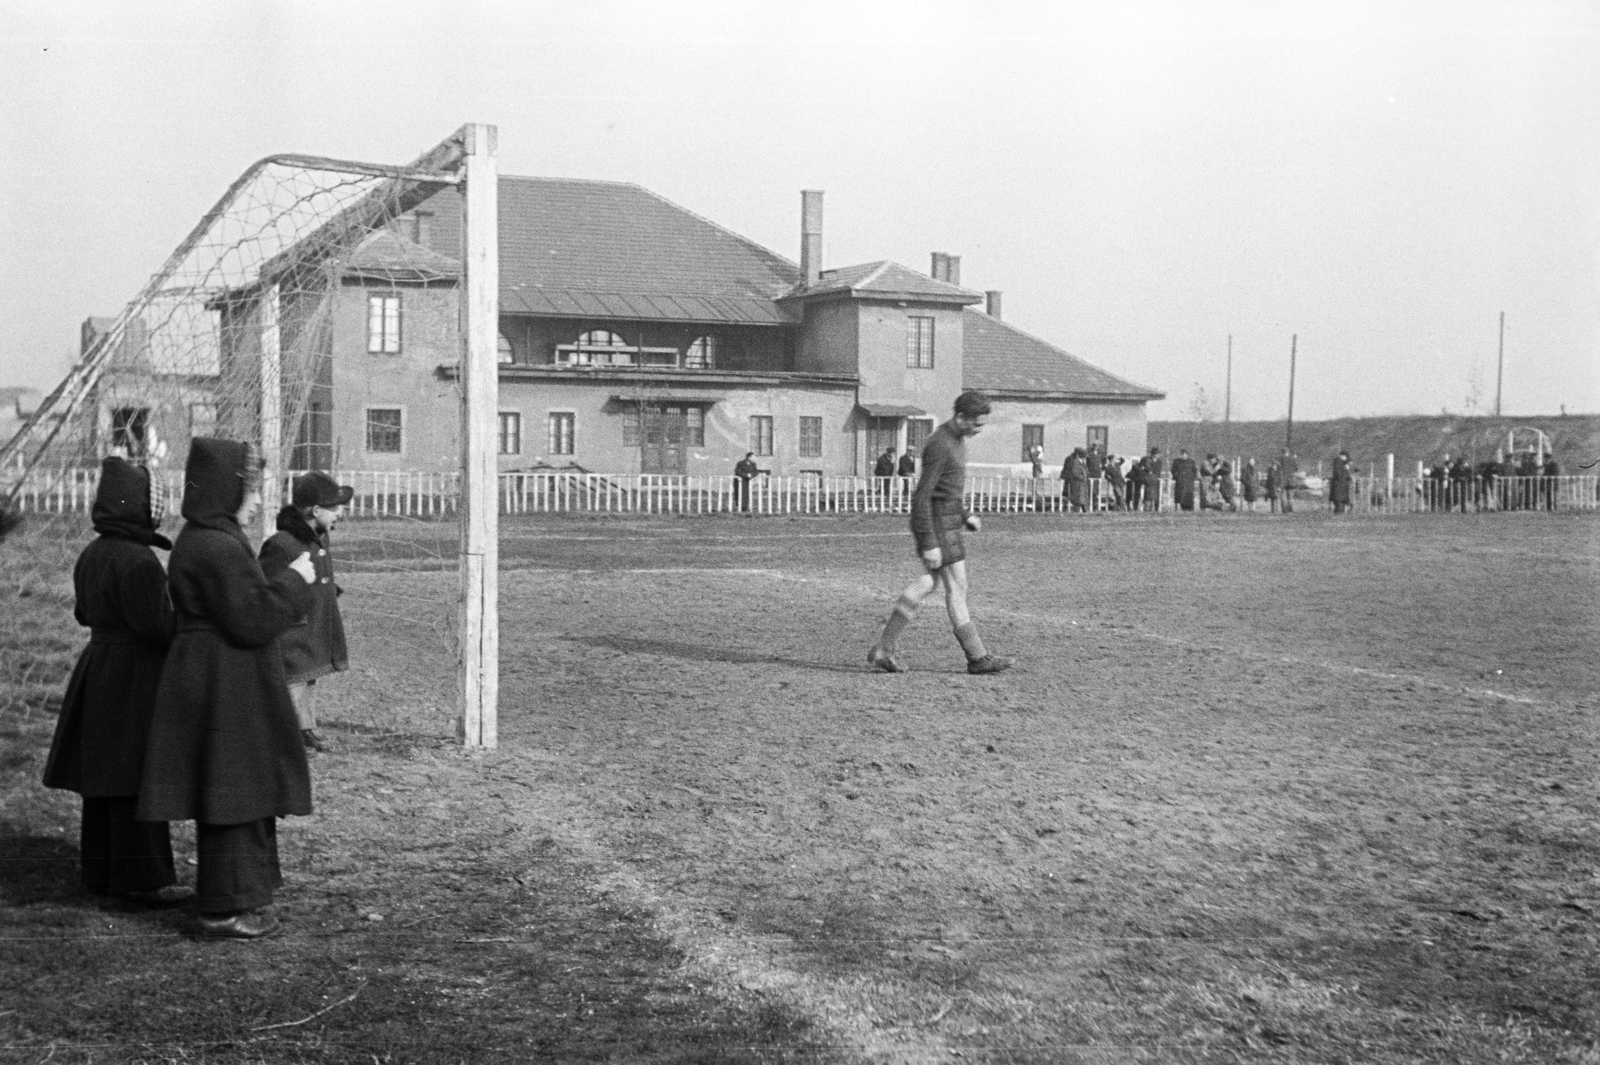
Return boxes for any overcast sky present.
[2,0,1595,420]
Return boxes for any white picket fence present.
[9,467,1599,520]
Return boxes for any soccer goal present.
[0,123,501,748]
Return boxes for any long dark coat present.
[260,506,348,685]
[42,458,175,798]
[137,438,314,826]
[1330,456,1354,506]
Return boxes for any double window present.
[798,416,822,458]
[367,294,401,354]
[906,316,935,369]
[749,415,774,457]
[548,411,575,456]
[365,408,403,454]
[498,412,522,455]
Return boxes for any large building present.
[84,180,1162,478]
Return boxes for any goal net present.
[1,125,499,746]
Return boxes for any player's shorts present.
[913,524,966,569]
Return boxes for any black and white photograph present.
[2,2,1597,1061]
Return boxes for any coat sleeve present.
[119,549,176,650]
[258,532,297,580]
[193,534,313,649]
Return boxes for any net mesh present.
[2,142,473,740]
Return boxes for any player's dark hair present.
[953,391,992,419]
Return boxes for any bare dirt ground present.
[4,509,1599,1063]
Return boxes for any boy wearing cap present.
[259,472,353,752]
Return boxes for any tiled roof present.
[497,178,802,325]
[962,311,1164,400]
[343,230,459,282]
[785,261,983,304]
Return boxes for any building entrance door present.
[866,417,900,469]
[640,405,688,475]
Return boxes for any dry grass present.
[3,509,1597,1063]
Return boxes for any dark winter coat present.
[260,507,348,685]
[1061,452,1088,506]
[1330,457,1354,505]
[42,458,175,798]
[136,438,314,826]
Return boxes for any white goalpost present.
[458,123,499,749]
[1,123,500,748]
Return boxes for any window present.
[1022,424,1045,461]
[548,411,575,455]
[622,408,640,447]
[750,415,774,457]
[555,329,675,367]
[906,316,935,369]
[110,407,150,457]
[685,335,719,369]
[365,408,403,454]
[685,407,705,447]
[497,333,514,365]
[367,294,401,354]
[1087,425,1109,453]
[498,412,522,455]
[907,418,933,453]
[798,416,822,458]
[188,402,217,439]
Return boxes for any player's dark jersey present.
[910,422,967,550]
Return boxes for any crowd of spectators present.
[1422,451,1562,512]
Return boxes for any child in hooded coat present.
[136,437,316,939]
[42,456,187,905]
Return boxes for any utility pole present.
[1495,311,1505,417]
[1286,334,1297,454]
[1224,334,1232,424]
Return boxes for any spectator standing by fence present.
[897,449,916,500]
[1330,451,1354,514]
[734,452,758,512]
[1543,453,1560,510]
[1104,454,1127,511]
[259,472,353,754]
[1170,450,1198,512]
[136,438,318,940]
[1277,450,1298,513]
[1085,444,1105,510]
[1215,456,1237,512]
[1242,458,1260,511]
[1062,448,1089,513]
[1125,455,1145,510]
[873,448,896,507]
[42,457,188,907]
[1449,455,1472,513]
[1143,448,1165,511]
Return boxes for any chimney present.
[930,252,961,286]
[800,190,824,287]
[985,290,1003,319]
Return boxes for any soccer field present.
[4,510,1596,1062]
[339,509,1600,1061]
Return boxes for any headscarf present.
[180,437,260,550]
[92,456,172,550]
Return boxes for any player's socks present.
[953,621,988,662]
[880,599,918,651]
